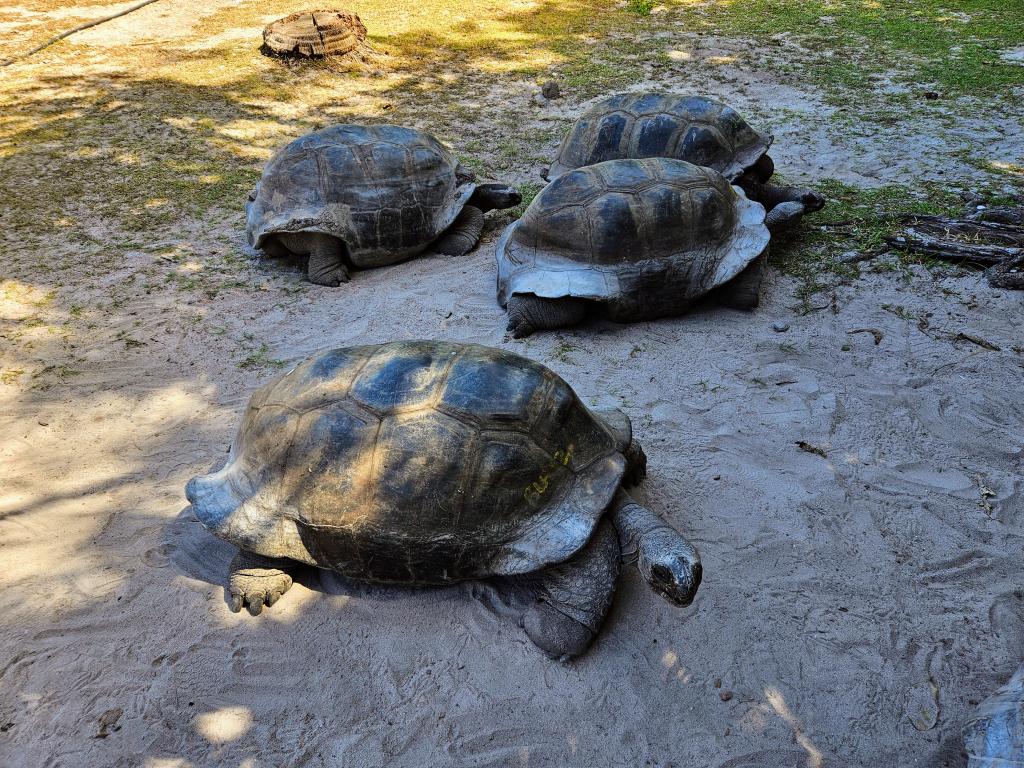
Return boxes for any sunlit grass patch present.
[675,0,1024,99]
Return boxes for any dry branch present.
[0,0,164,67]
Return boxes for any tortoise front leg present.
[228,550,294,616]
[305,234,350,286]
[714,252,766,310]
[522,519,621,661]
[278,233,350,286]
[432,206,485,256]
[260,235,291,259]
[506,294,589,338]
[610,491,702,607]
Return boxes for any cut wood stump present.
[262,10,367,59]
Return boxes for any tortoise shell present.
[962,665,1024,767]
[548,93,772,182]
[245,125,475,268]
[496,158,770,321]
[186,341,625,584]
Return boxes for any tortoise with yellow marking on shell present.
[186,340,702,660]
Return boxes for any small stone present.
[719,690,733,702]
[772,322,790,333]
[924,91,940,100]
[541,80,561,99]
[992,292,1002,298]
[37,419,48,426]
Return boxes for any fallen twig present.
[987,253,1024,290]
[886,232,1020,266]
[954,332,1001,351]
[0,0,165,67]
[847,328,884,345]
[797,441,828,458]
[898,215,1024,246]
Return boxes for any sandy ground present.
[2,2,1024,767]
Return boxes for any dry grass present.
[0,0,1021,386]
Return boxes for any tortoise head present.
[186,468,241,534]
[186,468,311,561]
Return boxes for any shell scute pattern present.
[189,342,628,583]
[549,93,771,182]
[526,160,737,265]
[246,125,471,264]
[495,158,770,320]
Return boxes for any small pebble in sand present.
[541,80,561,99]
[719,690,733,702]
[772,322,790,333]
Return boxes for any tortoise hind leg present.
[433,205,485,256]
[506,294,589,338]
[522,519,620,661]
[228,551,294,616]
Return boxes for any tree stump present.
[261,10,367,59]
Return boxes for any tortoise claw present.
[227,554,293,616]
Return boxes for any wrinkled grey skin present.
[496,158,771,338]
[186,341,702,661]
[545,93,824,231]
[246,125,520,286]
[962,665,1024,767]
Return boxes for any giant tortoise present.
[246,125,520,286]
[963,664,1024,767]
[496,157,771,337]
[546,93,824,229]
[186,340,702,660]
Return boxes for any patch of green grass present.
[626,0,655,17]
[115,330,147,349]
[510,182,543,218]
[238,344,287,371]
[30,364,81,390]
[773,177,964,308]
[550,338,579,364]
[882,303,917,321]
[687,0,1024,99]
